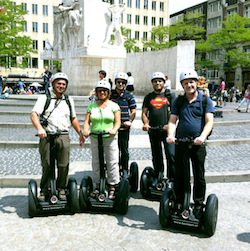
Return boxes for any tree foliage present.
[121,26,140,52]
[142,12,206,51]
[0,0,34,68]
[196,13,250,71]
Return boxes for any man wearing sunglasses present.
[111,72,137,178]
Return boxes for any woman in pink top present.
[236,85,250,112]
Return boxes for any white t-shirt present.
[127,76,134,86]
[164,79,171,90]
[32,92,76,132]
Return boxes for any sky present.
[169,0,207,15]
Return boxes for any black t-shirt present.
[143,91,174,127]
[44,71,52,82]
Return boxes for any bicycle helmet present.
[52,72,69,84]
[180,70,198,82]
[151,72,165,82]
[115,72,128,82]
[95,80,111,90]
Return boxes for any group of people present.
[31,69,214,219]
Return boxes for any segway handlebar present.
[149,125,164,131]
[90,131,110,136]
[36,131,69,137]
[176,137,206,145]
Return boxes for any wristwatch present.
[129,119,133,123]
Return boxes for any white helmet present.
[151,72,165,82]
[95,80,111,90]
[52,72,69,84]
[180,70,198,82]
[115,72,128,82]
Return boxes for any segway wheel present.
[130,162,139,192]
[67,177,78,213]
[79,176,93,212]
[159,188,172,228]
[204,194,219,237]
[28,179,38,217]
[140,167,154,198]
[116,178,130,215]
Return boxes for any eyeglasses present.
[97,89,108,93]
[56,82,66,86]
[117,81,126,85]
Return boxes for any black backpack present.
[40,93,72,122]
[176,94,213,138]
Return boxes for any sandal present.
[108,189,115,200]
[90,189,99,198]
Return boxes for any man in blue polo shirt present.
[167,70,214,219]
[111,72,137,178]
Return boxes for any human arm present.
[109,110,121,136]
[194,113,214,145]
[167,114,178,144]
[83,112,91,138]
[124,108,136,127]
[30,112,47,138]
[141,107,150,131]
[71,116,84,146]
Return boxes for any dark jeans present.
[44,80,50,95]
[39,135,70,192]
[118,129,130,171]
[174,143,206,206]
[149,131,175,180]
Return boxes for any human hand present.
[194,136,206,145]
[83,130,89,138]
[37,128,47,138]
[124,121,132,128]
[109,129,116,136]
[167,136,175,144]
[142,124,150,131]
[79,133,85,146]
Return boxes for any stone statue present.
[102,0,126,47]
[45,38,53,51]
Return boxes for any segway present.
[159,138,218,236]
[119,123,139,192]
[140,126,172,199]
[79,131,129,215]
[28,131,78,217]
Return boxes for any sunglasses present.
[56,82,66,86]
[117,81,126,85]
[97,89,108,93]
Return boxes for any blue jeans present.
[45,80,50,95]
[149,131,175,180]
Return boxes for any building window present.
[119,0,123,3]
[127,30,131,39]
[127,0,132,8]
[22,3,27,11]
[160,2,164,11]
[152,1,156,10]
[227,7,238,15]
[135,31,140,40]
[151,33,155,41]
[135,15,140,24]
[245,5,250,18]
[136,0,140,9]
[43,23,48,33]
[144,0,148,9]
[208,17,221,29]
[144,16,148,25]
[127,14,132,24]
[209,1,221,13]
[32,4,38,15]
[143,31,147,40]
[32,58,38,68]
[33,40,38,50]
[32,22,38,32]
[22,22,27,32]
[43,5,48,16]
[120,14,123,23]
[43,40,46,50]
[152,17,156,26]
[159,17,164,26]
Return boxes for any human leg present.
[163,134,175,181]
[90,137,101,185]
[118,130,130,172]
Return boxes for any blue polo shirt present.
[171,91,214,138]
[111,89,137,125]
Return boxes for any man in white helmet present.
[111,72,137,178]
[167,69,214,219]
[31,72,84,201]
[142,72,176,185]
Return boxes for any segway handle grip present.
[149,125,164,131]
[90,131,110,136]
[35,131,69,137]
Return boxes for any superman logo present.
[150,97,168,109]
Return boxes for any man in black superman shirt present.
[142,72,176,184]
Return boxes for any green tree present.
[196,13,250,74]
[142,12,205,51]
[121,26,141,53]
[0,0,34,68]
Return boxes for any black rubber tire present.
[204,194,219,237]
[79,176,93,212]
[140,167,154,198]
[28,179,38,217]
[159,188,172,228]
[116,178,130,215]
[67,177,78,213]
[130,162,139,192]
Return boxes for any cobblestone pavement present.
[0,182,249,250]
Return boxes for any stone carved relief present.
[102,0,126,47]
[45,38,53,51]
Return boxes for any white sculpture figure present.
[102,0,126,47]
[45,38,53,51]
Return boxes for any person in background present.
[126,72,134,93]
[164,75,171,90]
[18,79,26,94]
[235,84,250,113]
[43,66,52,95]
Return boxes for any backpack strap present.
[64,94,72,122]
[40,93,51,118]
